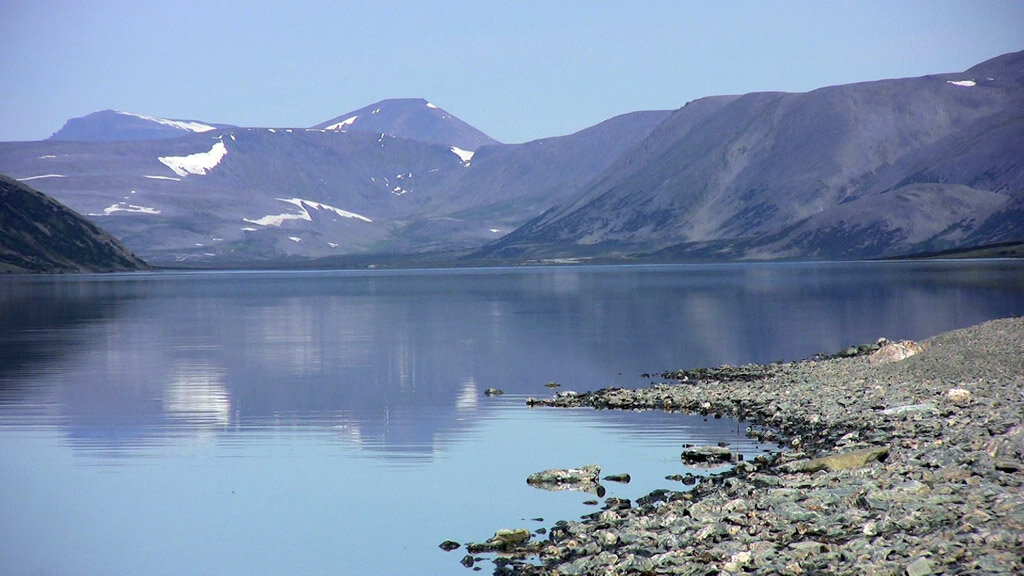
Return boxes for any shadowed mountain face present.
[0,175,148,273]
[2,51,1022,267]
[479,51,1024,261]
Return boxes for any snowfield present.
[450,146,474,163]
[325,116,358,130]
[117,111,216,133]
[158,141,228,177]
[17,174,65,181]
[91,202,162,216]
[244,197,373,227]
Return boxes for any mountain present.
[0,174,148,273]
[2,51,1022,267]
[389,110,673,251]
[311,98,499,150]
[0,103,667,266]
[49,110,233,141]
[478,50,1024,261]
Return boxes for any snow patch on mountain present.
[159,140,228,177]
[17,174,66,181]
[426,102,439,109]
[144,175,181,181]
[91,202,161,216]
[947,79,977,87]
[244,197,373,227]
[116,111,216,133]
[450,146,474,163]
[325,116,358,130]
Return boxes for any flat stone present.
[785,447,890,473]
[905,556,935,576]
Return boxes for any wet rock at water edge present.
[528,461,598,483]
[484,388,504,397]
[439,540,461,551]
[602,473,631,483]
[681,445,735,466]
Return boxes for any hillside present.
[0,174,148,273]
[478,51,1024,261]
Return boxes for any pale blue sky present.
[2,1,1022,143]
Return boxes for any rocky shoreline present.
[460,317,1024,574]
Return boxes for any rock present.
[438,540,460,551]
[681,445,734,465]
[528,464,604,494]
[905,557,935,576]
[985,423,1024,460]
[528,464,600,484]
[882,403,937,416]
[545,382,561,388]
[603,473,631,483]
[484,388,504,396]
[785,447,890,473]
[490,528,530,545]
[460,554,475,568]
[946,387,973,405]
[868,340,924,366]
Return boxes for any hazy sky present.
[2,1,1023,143]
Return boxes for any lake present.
[2,260,1023,575]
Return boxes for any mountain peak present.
[48,110,227,142]
[312,98,498,150]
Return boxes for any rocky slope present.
[0,174,148,273]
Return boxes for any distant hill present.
[478,50,1024,261]
[311,98,499,150]
[49,110,233,142]
[0,174,149,273]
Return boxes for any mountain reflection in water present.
[1,262,1023,575]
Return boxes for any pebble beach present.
[464,316,1024,575]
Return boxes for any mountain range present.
[1,50,1022,267]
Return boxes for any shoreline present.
[468,317,1024,574]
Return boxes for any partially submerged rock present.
[527,464,604,495]
[681,445,734,466]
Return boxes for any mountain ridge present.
[4,50,1023,267]
[476,50,1024,261]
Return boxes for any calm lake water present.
[2,261,1023,575]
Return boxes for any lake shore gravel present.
[469,317,1024,575]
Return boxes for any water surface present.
[2,261,1022,575]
